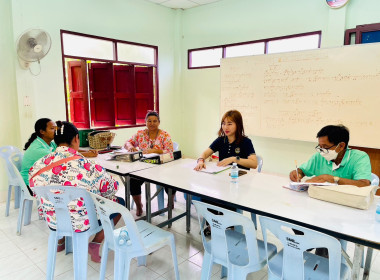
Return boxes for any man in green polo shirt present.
[289,125,371,187]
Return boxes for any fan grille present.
[17,29,51,62]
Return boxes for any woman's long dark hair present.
[218,110,245,144]
[24,118,52,150]
[54,121,79,146]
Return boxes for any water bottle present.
[118,228,132,246]
[376,203,380,223]
[230,163,239,184]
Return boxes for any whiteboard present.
[220,43,380,148]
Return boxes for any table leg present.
[120,175,131,210]
[168,188,173,228]
[363,247,373,280]
[145,182,151,223]
[351,244,364,280]
[186,194,191,233]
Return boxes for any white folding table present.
[130,158,380,280]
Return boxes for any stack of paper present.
[284,182,336,192]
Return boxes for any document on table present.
[199,163,231,174]
[283,181,336,192]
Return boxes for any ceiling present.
[145,0,222,10]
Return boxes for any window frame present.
[344,23,380,45]
[188,31,322,69]
[60,30,159,130]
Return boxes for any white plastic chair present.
[9,154,36,235]
[89,192,180,280]
[340,172,379,268]
[0,146,22,216]
[193,201,277,279]
[33,186,102,280]
[259,216,351,280]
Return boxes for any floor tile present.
[0,264,45,280]
[162,260,202,280]
[0,251,34,278]
[55,264,100,280]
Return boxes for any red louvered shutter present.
[67,60,90,128]
[113,65,136,126]
[88,63,115,127]
[135,66,154,124]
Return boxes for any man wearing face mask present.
[289,125,371,187]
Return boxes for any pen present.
[295,160,300,182]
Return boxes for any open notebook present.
[284,181,336,192]
[200,163,231,174]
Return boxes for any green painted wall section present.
[0,0,21,202]
[180,0,380,175]
[1,0,380,202]
[10,0,178,149]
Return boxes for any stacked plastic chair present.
[33,186,102,280]
[90,192,180,280]
[260,216,351,280]
[9,153,37,235]
[193,200,277,279]
[0,146,22,216]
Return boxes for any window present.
[188,31,321,69]
[344,23,380,45]
[61,30,158,129]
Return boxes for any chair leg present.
[72,235,88,280]
[5,185,12,217]
[23,199,33,226]
[137,255,147,266]
[46,232,59,280]
[100,242,109,280]
[114,250,128,280]
[169,235,180,280]
[14,185,21,209]
[200,251,214,280]
[16,198,25,235]
[65,236,73,254]
[221,266,227,278]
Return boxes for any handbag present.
[308,184,378,210]
[88,131,115,149]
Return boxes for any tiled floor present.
[0,184,380,280]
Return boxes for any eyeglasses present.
[315,144,336,154]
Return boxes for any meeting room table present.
[129,158,380,280]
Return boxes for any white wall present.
[10,0,179,148]
[0,0,21,201]
[180,0,380,175]
[2,0,380,202]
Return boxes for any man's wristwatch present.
[236,156,240,162]
[333,176,340,184]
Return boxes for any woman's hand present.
[143,149,154,154]
[81,150,98,158]
[217,157,235,167]
[127,147,138,152]
[194,161,206,171]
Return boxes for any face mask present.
[319,146,339,161]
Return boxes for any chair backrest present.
[173,141,179,151]
[193,201,259,266]
[259,216,341,280]
[89,192,145,252]
[371,173,379,186]
[256,155,263,173]
[33,186,100,236]
[9,154,33,199]
[0,146,22,184]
